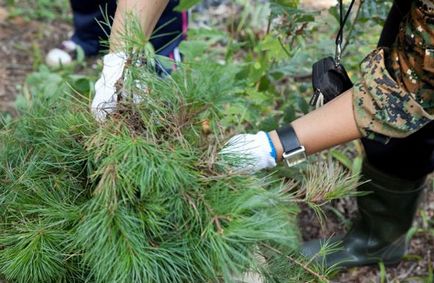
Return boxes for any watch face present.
[282,147,307,168]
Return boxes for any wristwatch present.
[276,125,307,167]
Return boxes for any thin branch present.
[261,244,330,283]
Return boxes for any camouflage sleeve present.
[352,0,434,143]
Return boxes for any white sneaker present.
[46,40,78,67]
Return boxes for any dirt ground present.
[0,4,70,116]
[0,1,433,283]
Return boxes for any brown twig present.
[212,216,224,234]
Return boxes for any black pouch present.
[309,0,356,107]
[310,56,353,107]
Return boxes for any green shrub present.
[0,57,300,282]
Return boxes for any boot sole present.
[339,256,403,269]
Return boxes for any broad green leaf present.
[258,34,288,61]
[330,149,352,170]
[351,156,363,176]
[270,0,299,9]
[296,95,310,114]
[179,40,209,60]
[175,0,201,11]
[283,106,296,123]
[259,116,279,132]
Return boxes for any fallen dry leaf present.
[0,6,8,22]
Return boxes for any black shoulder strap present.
[335,0,356,63]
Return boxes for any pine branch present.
[261,243,330,283]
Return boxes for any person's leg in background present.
[146,0,188,74]
[46,0,187,67]
[70,0,117,56]
[150,0,188,60]
[46,0,115,66]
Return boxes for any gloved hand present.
[91,52,127,122]
[219,131,277,174]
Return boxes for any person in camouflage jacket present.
[225,0,433,171]
[302,0,434,268]
[354,0,433,142]
[223,0,433,268]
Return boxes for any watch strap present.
[276,125,301,153]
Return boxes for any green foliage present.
[327,0,393,78]
[271,0,299,9]
[180,0,316,133]
[175,0,202,11]
[5,0,71,21]
[0,46,303,282]
[1,1,397,281]
[17,65,94,111]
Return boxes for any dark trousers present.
[364,0,433,181]
[363,122,434,181]
[70,0,187,57]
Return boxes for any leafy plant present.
[1,0,397,281]
[0,41,306,282]
[5,0,71,21]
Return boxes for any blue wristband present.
[265,132,278,161]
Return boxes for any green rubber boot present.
[301,161,426,268]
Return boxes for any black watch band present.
[276,125,307,167]
[276,125,301,153]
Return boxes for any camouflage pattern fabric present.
[353,0,434,143]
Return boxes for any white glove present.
[91,52,128,122]
[219,131,277,174]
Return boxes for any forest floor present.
[0,1,433,282]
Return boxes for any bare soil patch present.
[0,1,71,116]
